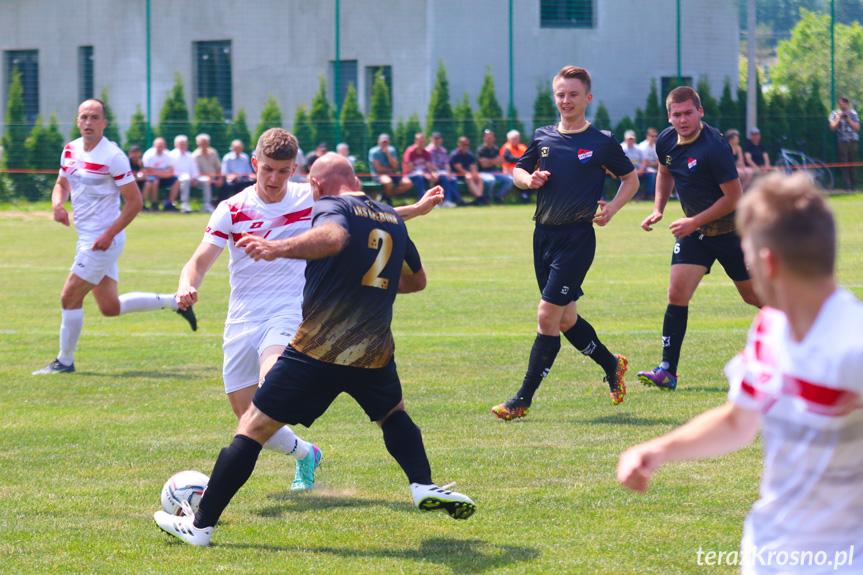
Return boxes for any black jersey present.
[517,123,634,226]
[656,122,740,236]
[290,193,422,369]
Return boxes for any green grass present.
[1,197,861,574]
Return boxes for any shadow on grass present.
[588,412,683,426]
[73,369,216,380]
[256,492,415,518]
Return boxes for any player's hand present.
[669,217,698,238]
[592,200,616,227]
[236,232,279,261]
[53,205,70,227]
[176,286,198,310]
[413,186,444,215]
[91,231,114,251]
[617,444,664,493]
[529,170,550,189]
[641,211,663,231]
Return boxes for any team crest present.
[541,146,550,158]
[577,149,593,163]
[665,155,672,166]
[688,157,697,171]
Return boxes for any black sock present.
[562,316,618,376]
[661,304,688,376]
[515,333,561,405]
[381,410,433,486]
[194,434,262,529]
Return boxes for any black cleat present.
[176,306,197,331]
[33,358,76,375]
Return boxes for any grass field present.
[1,196,861,574]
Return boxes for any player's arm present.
[91,181,143,251]
[51,174,72,226]
[618,401,761,493]
[398,265,426,294]
[513,167,549,190]
[594,169,639,227]
[668,178,742,238]
[176,242,223,310]
[237,222,348,262]
[641,165,674,231]
[394,186,444,220]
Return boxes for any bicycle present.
[775,145,834,191]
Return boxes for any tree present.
[254,95,283,145]
[23,114,65,200]
[613,115,636,143]
[454,93,479,147]
[193,97,229,156]
[592,101,612,132]
[1,68,30,197]
[228,108,252,150]
[765,91,790,158]
[718,79,741,131]
[292,105,314,154]
[804,79,829,158]
[476,66,504,133]
[644,79,664,133]
[507,103,526,140]
[697,77,720,127]
[125,104,149,150]
[426,61,456,149]
[100,87,122,146]
[532,81,557,132]
[393,119,409,154]
[339,83,367,163]
[309,77,335,147]
[367,69,393,145]
[158,72,192,145]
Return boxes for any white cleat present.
[153,510,213,547]
[411,482,476,520]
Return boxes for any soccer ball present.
[161,470,209,516]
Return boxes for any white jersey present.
[203,183,313,324]
[60,137,136,244]
[725,290,863,573]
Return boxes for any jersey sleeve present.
[602,136,636,177]
[59,145,70,179]
[109,150,136,186]
[311,196,351,232]
[709,137,740,185]
[725,310,781,411]
[516,131,541,172]
[202,201,233,248]
[402,236,422,274]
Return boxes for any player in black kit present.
[154,153,475,547]
[491,65,639,420]
[636,86,760,391]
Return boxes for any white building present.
[0,0,738,141]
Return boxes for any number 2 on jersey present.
[362,229,393,289]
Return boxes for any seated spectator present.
[500,129,528,202]
[290,146,307,182]
[127,145,147,183]
[449,136,486,204]
[637,127,659,199]
[368,133,411,202]
[336,142,357,166]
[169,135,200,213]
[725,129,755,190]
[621,130,646,198]
[306,142,328,172]
[426,131,463,207]
[142,137,177,211]
[476,129,513,203]
[220,139,255,202]
[192,133,224,213]
[402,132,438,201]
[744,127,771,173]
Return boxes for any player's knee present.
[667,285,692,306]
[97,301,121,316]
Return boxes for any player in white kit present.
[618,172,863,574]
[33,99,196,375]
[176,129,441,489]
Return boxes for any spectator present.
[127,145,147,184]
[220,139,255,202]
[744,127,771,173]
[290,145,307,182]
[501,130,529,202]
[829,96,860,191]
[336,142,357,166]
[448,136,486,204]
[402,133,438,201]
[476,129,513,203]
[142,137,177,211]
[637,127,659,199]
[169,135,200,213]
[305,142,328,172]
[725,129,755,190]
[368,133,412,202]
[192,133,224,213]
[621,130,646,200]
[426,131,463,207]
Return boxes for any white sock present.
[263,426,310,460]
[58,308,84,365]
[118,292,179,315]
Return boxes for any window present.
[540,0,594,29]
[194,40,232,119]
[365,65,392,115]
[4,49,39,125]
[329,60,358,109]
[661,76,693,101]
[78,46,94,102]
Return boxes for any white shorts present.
[222,316,301,394]
[71,238,123,285]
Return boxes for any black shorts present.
[533,222,596,306]
[671,230,750,282]
[252,345,403,427]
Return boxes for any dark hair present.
[665,86,701,113]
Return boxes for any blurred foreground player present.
[619,173,863,573]
[155,153,474,546]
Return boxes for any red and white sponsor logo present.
[578,149,593,162]
[688,157,697,171]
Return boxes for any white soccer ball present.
[161,470,209,516]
